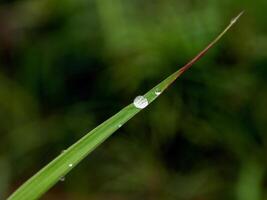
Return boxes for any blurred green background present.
[0,0,267,199]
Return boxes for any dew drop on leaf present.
[133,96,148,109]
[61,150,66,154]
[155,89,161,96]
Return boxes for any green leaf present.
[7,12,243,200]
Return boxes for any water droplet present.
[155,89,161,96]
[61,150,66,154]
[133,96,148,109]
[60,177,65,182]
[68,163,73,167]
[230,17,237,24]
[230,11,244,25]
[118,124,122,128]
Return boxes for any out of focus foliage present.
[0,0,266,199]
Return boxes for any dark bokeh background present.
[0,0,267,199]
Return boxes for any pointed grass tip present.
[230,11,245,24]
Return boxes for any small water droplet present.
[230,18,237,24]
[61,150,66,154]
[60,177,65,182]
[230,11,244,25]
[155,89,161,96]
[118,124,122,128]
[68,163,73,167]
[133,96,148,109]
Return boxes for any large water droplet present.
[133,96,148,109]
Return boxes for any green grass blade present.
[7,12,243,200]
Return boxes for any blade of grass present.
[7,12,243,200]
